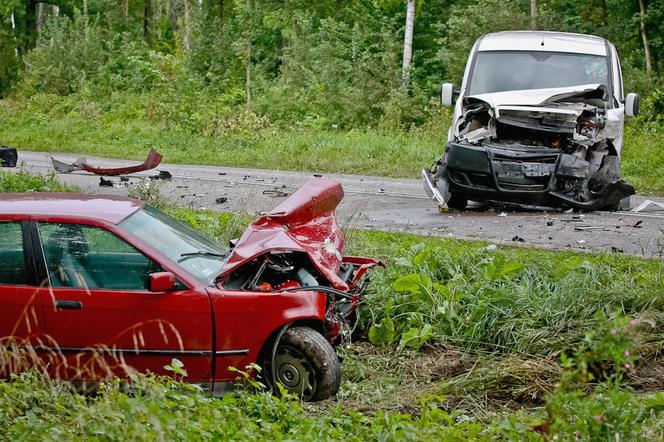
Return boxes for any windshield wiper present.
[177,251,228,263]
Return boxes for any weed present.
[127,178,168,208]
[0,168,75,193]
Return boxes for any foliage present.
[0,168,74,192]
[0,371,487,441]
[363,239,664,356]
[539,317,659,441]
[2,0,663,123]
[127,178,168,209]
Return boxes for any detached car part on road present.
[0,178,382,401]
[51,148,163,176]
[424,31,639,211]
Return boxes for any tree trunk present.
[170,0,180,32]
[36,3,45,30]
[401,0,415,89]
[530,0,537,30]
[183,0,190,51]
[245,0,252,108]
[638,0,652,73]
[144,0,153,47]
[24,0,38,50]
[10,13,19,58]
[36,2,45,46]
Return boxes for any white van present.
[423,31,639,210]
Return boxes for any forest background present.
[0,0,662,189]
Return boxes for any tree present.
[638,0,652,72]
[401,0,415,89]
[144,0,152,47]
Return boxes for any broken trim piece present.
[51,148,163,176]
[0,146,18,168]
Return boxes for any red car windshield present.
[120,206,229,285]
[468,51,609,95]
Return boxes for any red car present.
[0,178,381,401]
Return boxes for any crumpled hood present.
[463,84,608,109]
[216,177,351,290]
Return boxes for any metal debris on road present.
[263,189,290,198]
[51,148,163,176]
[631,200,664,213]
[0,146,18,167]
[149,170,172,180]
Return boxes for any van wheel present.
[447,193,468,210]
[272,327,341,401]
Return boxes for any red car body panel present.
[218,178,350,291]
[51,148,163,176]
[0,180,380,389]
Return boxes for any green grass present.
[621,121,664,195]
[0,168,76,193]
[0,94,443,178]
[2,93,663,194]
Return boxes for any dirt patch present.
[631,358,664,392]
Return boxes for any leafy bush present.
[0,169,74,193]
[364,241,664,355]
[0,372,484,441]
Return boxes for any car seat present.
[44,225,98,289]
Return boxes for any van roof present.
[478,31,608,56]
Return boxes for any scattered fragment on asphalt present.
[0,146,18,167]
[577,239,586,244]
[263,189,290,198]
[218,172,227,176]
[546,221,554,226]
[611,246,625,253]
[631,200,664,213]
[499,212,508,217]
[99,177,113,187]
[313,174,322,177]
[215,197,228,204]
[574,226,610,232]
[512,235,525,242]
[149,170,172,180]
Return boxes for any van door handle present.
[55,300,83,310]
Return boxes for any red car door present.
[32,221,214,384]
[0,220,48,377]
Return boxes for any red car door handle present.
[55,300,83,310]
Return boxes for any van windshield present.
[468,51,609,95]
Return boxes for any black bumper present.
[434,141,634,210]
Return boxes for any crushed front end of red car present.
[216,177,383,344]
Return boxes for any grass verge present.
[1,93,662,194]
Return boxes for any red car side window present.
[0,222,28,286]
[38,223,161,291]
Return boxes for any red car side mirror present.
[149,272,176,292]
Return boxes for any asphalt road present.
[9,151,664,258]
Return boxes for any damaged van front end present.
[424,84,635,210]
